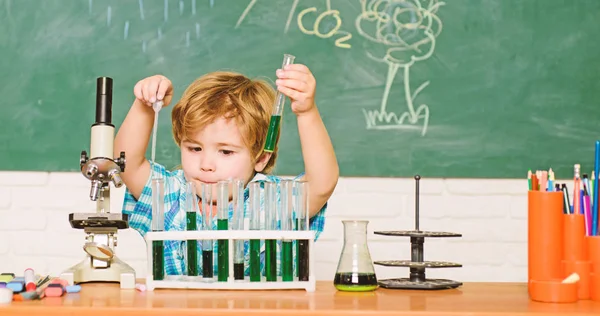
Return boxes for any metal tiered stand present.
[373,175,463,290]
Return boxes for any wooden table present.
[2,282,600,315]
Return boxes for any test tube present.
[280,180,294,281]
[263,54,296,152]
[294,180,310,281]
[249,182,261,282]
[201,183,214,279]
[217,180,230,282]
[264,182,277,281]
[185,182,199,276]
[151,177,165,281]
[232,180,245,280]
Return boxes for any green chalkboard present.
[1,0,600,178]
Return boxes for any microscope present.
[60,77,136,289]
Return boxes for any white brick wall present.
[0,172,535,283]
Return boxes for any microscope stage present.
[69,213,129,229]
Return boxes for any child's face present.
[180,116,267,201]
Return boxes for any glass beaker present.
[333,220,378,291]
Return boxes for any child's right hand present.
[133,75,174,107]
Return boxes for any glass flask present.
[333,220,378,291]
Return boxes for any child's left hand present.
[276,64,317,115]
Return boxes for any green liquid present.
[217,219,229,281]
[152,239,164,280]
[333,273,378,292]
[186,212,198,276]
[264,115,281,152]
[265,239,277,281]
[249,239,261,282]
[281,241,293,281]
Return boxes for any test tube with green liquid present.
[201,183,214,279]
[294,180,310,281]
[264,54,296,152]
[185,182,199,276]
[249,182,261,282]
[232,179,245,280]
[217,180,230,282]
[264,182,277,281]
[151,177,165,281]
[280,180,294,281]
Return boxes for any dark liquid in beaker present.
[334,272,378,291]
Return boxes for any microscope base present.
[61,255,136,289]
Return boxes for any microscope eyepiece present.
[95,77,113,125]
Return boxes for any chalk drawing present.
[235,0,256,29]
[107,6,112,27]
[285,0,300,33]
[124,21,130,40]
[164,0,169,22]
[357,0,444,136]
[139,0,145,20]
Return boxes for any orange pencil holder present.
[559,214,591,300]
[587,236,600,273]
[528,190,567,301]
[587,236,600,301]
[528,190,564,283]
[563,214,587,262]
[562,260,591,300]
[529,279,578,303]
[591,273,600,301]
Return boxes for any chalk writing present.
[236,0,351,49]
[297,0,352,48]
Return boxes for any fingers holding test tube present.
[133,75,174,107]
[275,64,317,115]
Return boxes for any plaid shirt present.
[121,162,327,276]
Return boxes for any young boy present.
[114,62,339,275]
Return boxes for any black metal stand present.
[374,175,463,290]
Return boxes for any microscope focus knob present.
[117,152,126,172]
[80,151,89,166]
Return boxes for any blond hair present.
[171,71,278,173]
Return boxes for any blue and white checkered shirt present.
[121,162,327,276]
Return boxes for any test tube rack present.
[144,229,316,292]
[373,175,463,290]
